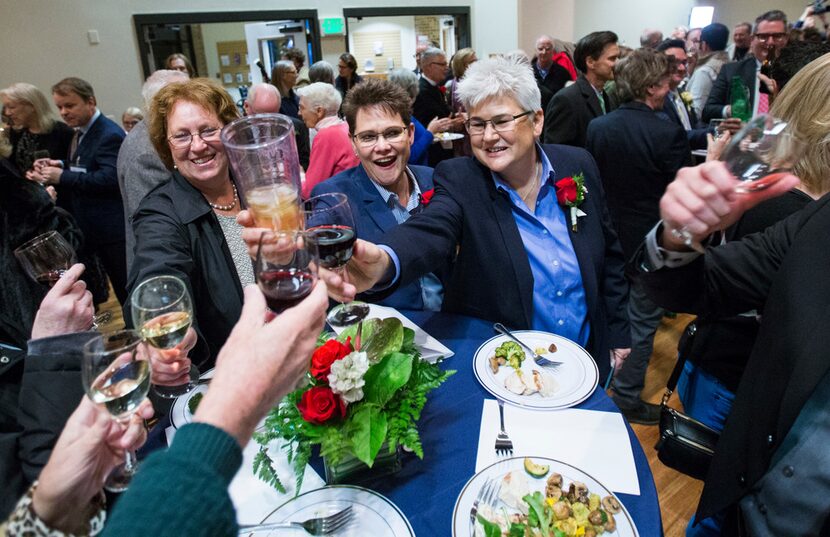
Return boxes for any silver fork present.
[238,506,353,535]
[469,477,501,535]
[494,323,562,368]
[495,399,514,458]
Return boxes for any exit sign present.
[321,18,345,36]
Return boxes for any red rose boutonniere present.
[554,173,588,232]
[419,188,435,207]
[438,85,447,95]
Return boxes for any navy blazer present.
[543,75,612,148]
[380,146,630,379]
[587,101,692,258]
[58,113,125,246]
[311,164,441,311]
[659,94,709,150]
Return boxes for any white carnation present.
[328,351,369,403]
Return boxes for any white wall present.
[347,16,417,71]
[0,0,516,118]
[573,0,697,48]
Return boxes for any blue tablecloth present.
[309,311,662,536]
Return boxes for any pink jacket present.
[302,121,360,198]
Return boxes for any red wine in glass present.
[36,269,67,286]
[258,268,316,313]
[307,225,356,269]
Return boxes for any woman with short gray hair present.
[296,82,358,197]
[308,61,335,85]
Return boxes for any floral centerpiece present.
[253,318,454,492]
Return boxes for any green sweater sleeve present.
[102,423,242,537]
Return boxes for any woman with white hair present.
[297,82,359,197]
[0,83,74,174]
[323,56,631,381]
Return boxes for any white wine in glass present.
[131,275,197,399]
[82,330,151,492]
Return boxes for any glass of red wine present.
[254,230,319,314]
[14,230,76,286]
[303,193,369,327]
[672,114,806,251]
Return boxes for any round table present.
[308,310,662,536]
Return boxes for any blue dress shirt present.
[490,145,590,346]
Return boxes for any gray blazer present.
[116,119,173,267]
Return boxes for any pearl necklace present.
[207,182,238,211]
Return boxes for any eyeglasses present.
[465,111,533,135]
[168,127,221,148]
[429,62,448,67]
[353,126,407,147]
[754,32,786,42]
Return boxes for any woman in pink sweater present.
[298,82,359,198]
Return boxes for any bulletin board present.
[217,40,250,87]
[352,31,402,74]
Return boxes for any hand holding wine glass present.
[15,230,76,286]
[81,330,152,492]
[30,263,94,339]
[131,275,197,399]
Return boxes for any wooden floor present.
[98,294,699,536]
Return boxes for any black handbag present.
[654,322,721,480]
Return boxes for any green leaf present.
[347,405,387,466]
[401,327,417,355]
[362,318,404,362]
[476,514,503,537]
[362,352,413,406]
[508,522,527,537]
[524,492,551,532]
[336,319,380,346]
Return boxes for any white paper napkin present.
[474,400,640,495]
[329,304,454,362]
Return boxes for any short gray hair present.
[420,47,446,65]
[296,82,342,117]
[387,68,419,101]
[457,56,541,112]
[142,69,188,108]
[308,61,335,85]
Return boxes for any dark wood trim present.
[133,10,321,78]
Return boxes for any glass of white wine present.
[130,275,197,399]
[82,330,151,492]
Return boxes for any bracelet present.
[6,481,106,536]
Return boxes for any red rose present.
[310,337,352,381]
[297,386,347,424]
[438,85,447,94]
[420,188,435,206]
[555,177,578,205]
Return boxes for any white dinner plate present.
[250,485,414,537]
[452,456,639,537]
[473,331,598,410]
[169,368,214,429]
[433,132,465,142]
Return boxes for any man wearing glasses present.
[702,10,789,123]
[412,47,463,166]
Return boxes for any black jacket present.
[544,75,612,148]
[127,172,244,368]
[658,93,709,151]
[586,101,692,258]
[702,56,758,123]
[634,192,830,522]
[532,57,572,111]
[8,122,74,173]
[413,77,453,167]
[381,145,630,379]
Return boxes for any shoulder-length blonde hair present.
[148,78,239,170]
[451,48,477,80]
[270,61,296,97]
[0,83,58,133]
[772,52,830,196]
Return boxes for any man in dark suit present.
[634,163,829,535]
[532,35,575,111]
[702,10,789,123]
[656,39,710,151]
[412,47,463,167]
[544,31,619,147]
[325,56,631,382]
[31,77,127,303]
[587,49,691,424]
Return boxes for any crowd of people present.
[2,6,830,536]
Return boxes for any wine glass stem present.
[124,448,138,474]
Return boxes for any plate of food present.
[250,485,414,536]
[169,383,208,429]
[473,331,598,410]
[452,456,638,537]
[434,132,464,142]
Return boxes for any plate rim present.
[257,484,415,536]
[472,330,599,410]
[451,455,639,537]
